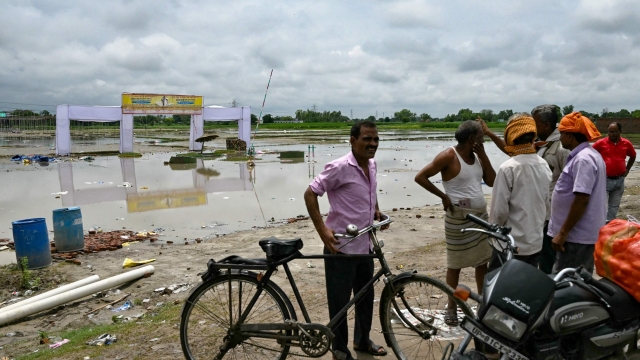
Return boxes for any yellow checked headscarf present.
[558,112,601,142]
[503,114,537,156]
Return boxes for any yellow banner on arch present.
[122,93,203,114]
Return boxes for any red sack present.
[594,219,640,301]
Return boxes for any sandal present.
[444,308,459,326]
[353,340,388,356]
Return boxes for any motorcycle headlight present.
[482,305,527,341]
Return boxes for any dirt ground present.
[0,154,639,359]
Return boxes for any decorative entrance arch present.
[55,104,251,156]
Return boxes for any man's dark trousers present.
[539,220,556,274]
[324,247,374,357]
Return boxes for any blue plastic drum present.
[12,218,52,269]
[52,207,84,252]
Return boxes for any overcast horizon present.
[1,0,639,118]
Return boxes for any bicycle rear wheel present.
[180,273,291,360]
[379,274,474,360]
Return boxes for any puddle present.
[0,131,510,242]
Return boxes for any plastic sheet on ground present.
[111,300,133,312]
[11,155,57,163]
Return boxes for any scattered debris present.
[111,300,133,312]
[87,293,130,315]
[86,334,117,346]
[49,338,70,349]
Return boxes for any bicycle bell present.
[346,224,359,236]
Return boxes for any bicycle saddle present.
[259,237,303,259]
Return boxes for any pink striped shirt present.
[309,151,377,254]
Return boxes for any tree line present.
[5,106,640,125]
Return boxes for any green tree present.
[457,108,474,121]
[394,109,416,123]
[631,109,640,118]
[40,110,51,116]
[366,115,376,122]
[11,109,38,116]
[479,109,494,121]
[618,109,631,118]
[262,114,274,123]
[419,113,432,122]
[172,115,190,125]
[496,109,514,122]
[562,105,574,116]
[251,114,258,125]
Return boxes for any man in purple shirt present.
[548,112,606,273]
[304,121,388,359]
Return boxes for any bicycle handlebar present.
[334,214,392,239]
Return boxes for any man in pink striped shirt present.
[304,121,388,359]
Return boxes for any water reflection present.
[58,158,252,213]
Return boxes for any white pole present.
[0,266,154,326]
[0,275,100,314]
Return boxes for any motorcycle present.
[446,214,640,360]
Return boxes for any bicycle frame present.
[204,217,438,349]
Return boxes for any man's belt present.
[607,175,624,180]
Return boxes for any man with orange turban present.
[548,112,606,273]
[488,113,552,270]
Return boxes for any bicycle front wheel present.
[379,274,474,360]
[180,273,291,360]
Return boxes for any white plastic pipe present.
[0,275,100,314]
[0,265,154,326]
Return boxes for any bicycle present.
[179,215,475,360]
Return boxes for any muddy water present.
[0,132,509,265]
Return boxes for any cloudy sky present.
[1,0,639,118]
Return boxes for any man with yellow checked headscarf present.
[487,113,552,271]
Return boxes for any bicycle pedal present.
[332,350,347,360]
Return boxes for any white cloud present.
[0,0,639,117]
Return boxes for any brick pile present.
[226,138,247,151]
[50,230,159,261]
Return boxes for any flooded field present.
[0,130,509,265]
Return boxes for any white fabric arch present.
[55,104,251,155]
[55,105,132,155]
[190,106,251,151]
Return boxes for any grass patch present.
[8,303,183,360]
[225,155,261,161]
[169,156,197,164]
[278,151,305,159]
[117,152,142,158]
[0,264,66,304]
[175,151,224,158]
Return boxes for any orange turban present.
[558,112,601,142]
[503,114,537,156]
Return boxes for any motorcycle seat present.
[597,278,640,323]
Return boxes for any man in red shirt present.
[593,122,637,221]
